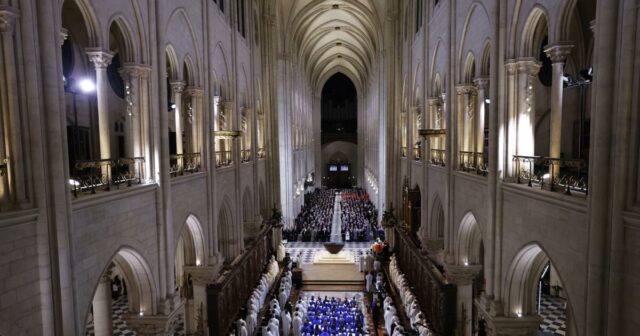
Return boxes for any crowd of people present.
[340,189,379,242]
[283,188,379,243]
[284,189,336,242]
[295,294,368,335]
[238,256,281,336]
[386,255,433,336]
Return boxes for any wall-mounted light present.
[484,98,490,104]
[78,78,96,93]
[171,103,177,109]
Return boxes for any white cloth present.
[292,315,303,336]
[282,311,292,336]
[365,273,373,292]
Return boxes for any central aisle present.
[330,192,343,242]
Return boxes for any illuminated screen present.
[329,165,338,172]
[340,165,349,171]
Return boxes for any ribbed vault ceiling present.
[283,0,384,92]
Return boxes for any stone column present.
[505,61,518,177]
[0,6,26,206]
[170,81,186,156]
[86,49,114,161]
[473,78,489,158]
[427,97,443,152]
[184,87,204,154]
[92,275,113,336]
[119,66,143,159]
[454,86,465,167]
[411,106,421,160]
[445,264,482,336]
[515,59,541,158]
[544,44,573,174]
[184,266,220,336]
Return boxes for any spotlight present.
[78,79,96,93]
[484,98,490,104]
[171,103,177,109]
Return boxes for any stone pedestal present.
[184,265,221,335]
[484,315,542,336]
[445,264,483,336]
[92,275,113,336]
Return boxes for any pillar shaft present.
[544,44,573,163]
[0,7,26,206]
[92,276,113,336]
[515,60,541,157]
[86,49,114,160]
[505,61,518,177]
[474,78,490,156]
[170,81,186,156]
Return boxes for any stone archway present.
[83,248,157,336]
[503,243,577,335]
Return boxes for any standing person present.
[365,252,374,273]
[292,312,303,336]
[371,296,380,336]
[365,271,373,293]
[282,310,292,336]
[111,278,119,300]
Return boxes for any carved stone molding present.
[122,314,171,336]
[184,265,222,286]
[85,48,114,69]
[505,60,518,76]
[455,84,477,96]
[418,129,446,139]
[184,87,204,97]
[444,264,482,285]
[214,130,241,139]
[544,43,574,64]
[169,80,186,94]
[483,315,543,336]
[473,77,490,90]
[515,58,541,76]
[0,6,19,35]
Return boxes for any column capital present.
[515,58,541,76]
[505,60,518,75]
[122,314,172,336]
[86,48,114,69]
[60,28,69,46]
[169,80,186,94]
[184,265,221,286]
[444,264,482,285]
[0,6,19,34]
[482,315,543,336]
[544,42,574,63]
[410,105,422,114]
[455,84,477,96]
[427,97,442,106]
[473,77,490,89]
[184,87,205,97]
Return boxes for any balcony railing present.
[413,147,422,161]
[70,157,145,197]
[401,147,408,157]
[257,148,266,159]
[512,155,588,195]
[241,149,252,163]
[170,153,201,177]
[216,150,232,168]
[459,151,488,176]
[430,149,446,166]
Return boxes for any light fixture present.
[171,103,177,109]
[78,78,96,93]
[516,312,523,318]
[196,259,201,266]
[484,98,490,104]
[68,179,80,187]
[464,261,469,266]
[139,311,144,316]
